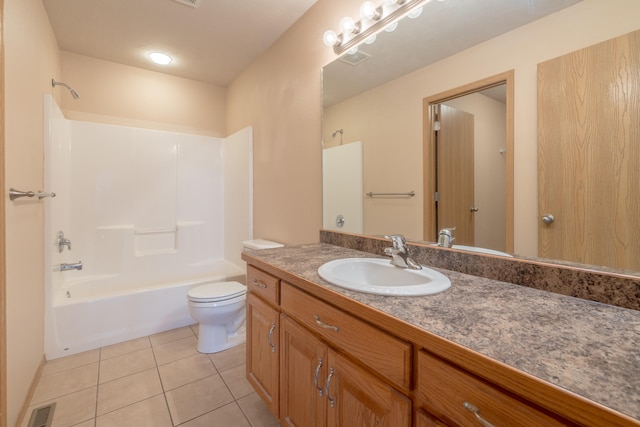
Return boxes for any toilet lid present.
[188,281,246,302]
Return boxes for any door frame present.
[1,0,7,425]
[422,70,514,252]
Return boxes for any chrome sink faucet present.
[437,228,456,248]
[384,235,422,270]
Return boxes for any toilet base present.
[196,323,246,354]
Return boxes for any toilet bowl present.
[187,281,247,353]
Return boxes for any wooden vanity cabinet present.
[280,315,411,427]
[244,258,638,427]
[280,316,327,427]
[279,280,412,426]
[246,266,281,417]
[417,350,573,427]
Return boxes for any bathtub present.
[45,259,246,360]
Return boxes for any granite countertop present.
[243,243,640,422]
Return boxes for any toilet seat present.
[188,281,246,303]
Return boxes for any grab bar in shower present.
[366,191,415,197]
[9,188,56,201]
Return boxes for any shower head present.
[51,79,80,99]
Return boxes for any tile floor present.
[22,325,280,427]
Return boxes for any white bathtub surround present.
[43,95,253,359]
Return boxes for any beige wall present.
[226,0,363,245]
[4,0,639,422]
[321,0,640,256]
[60,52,227,137]
[4,0,60,425]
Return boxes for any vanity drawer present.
[246,265,279,305]
[280,281,412,391]
[417,350,571,427]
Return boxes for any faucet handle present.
[384,234,406,249]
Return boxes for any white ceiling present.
[43,0,318,86]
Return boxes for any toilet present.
[187,239,283,353]
[187,281,247,353]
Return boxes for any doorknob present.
[470,207,479,212]
[541,214,555,224]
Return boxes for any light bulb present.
[360,1,380,20]
[149,52,172,65]
[347,46,359,55]
[339,17,359,34]
[323,30,340,47]
[408,6,423,18]
[364,35,377,44]
[385,21,399,32]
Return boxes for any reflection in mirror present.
[424,82,509,253]
[322,0,640,274]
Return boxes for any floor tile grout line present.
[94,347,102,423]
[37,328,270,427]
[149,334,178,427]
[94,391,166,421]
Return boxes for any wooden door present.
[246,293,280,417]
[280,316,327,427]
[326,350,411,427]
[436,104,475,245]
[538,30,640,270]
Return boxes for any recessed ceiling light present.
[149,52,172,65]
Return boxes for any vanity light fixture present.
[149,52,173,65]
[323,0,431,54]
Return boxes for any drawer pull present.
[326,367,335,408]
[267,323,276,353]
[252,279,267,288]
[314,358,324,397]
[313,315,340,332]
[464,401,497,427]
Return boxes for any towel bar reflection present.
[366,191,415,197]
[9,188,56,201]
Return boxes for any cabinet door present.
[246,292,279,417]
[416,409,448,427]
[280,316,327,427]
[326,350,411,427]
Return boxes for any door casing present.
[423,71,514,251]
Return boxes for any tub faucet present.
[60,261,83,271]
[57,231,71,253]
[384,235,422,270]
[437,228,456,248]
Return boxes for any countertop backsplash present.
[320,230,640,311]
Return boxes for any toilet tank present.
[242,239,284,250]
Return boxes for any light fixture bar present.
[328,0,429,55]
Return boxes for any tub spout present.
[60,261,83,271]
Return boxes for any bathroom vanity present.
[243,241,640,427]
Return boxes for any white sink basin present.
[317,258,451,296]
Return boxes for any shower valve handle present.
[57,231,72,253]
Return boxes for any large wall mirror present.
[322,0,640,274]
